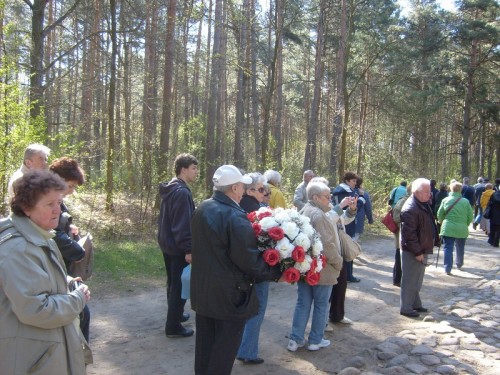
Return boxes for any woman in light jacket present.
[0,170,91,375]
[437,181,473,275]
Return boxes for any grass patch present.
[86,239,166,298]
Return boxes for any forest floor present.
[85,228,498,375]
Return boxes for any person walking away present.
[354,177,373,241]
[437,181,473,275]
[293,170,314,210]
[191,165,282,375]
[473,178,488,229]
[399,178,440,318]
[486,188,500,247]
[479,183,494,233]
[158,153,198,338]
[461,177,475,207]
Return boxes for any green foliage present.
[87,239,165,295]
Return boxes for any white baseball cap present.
[213,165,252,187]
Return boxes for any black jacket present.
[157,178,195,256]
[331,183,363,237]
[54,202,85,271]
[190,191,281,321]
[400,196,439,256]
[486,191,500,225]
[239,194,261,214]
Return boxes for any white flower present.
[288,209,300,219]
[276,237,294,259]
[260,217,279,231]
[301,222,315,237]
[282,221,300,240]
[315,256,323,272]
[293,232,311,250]
[294,259,312,273]
[312,239,323,256]
[274,210,291,224]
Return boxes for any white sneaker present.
[287,339,304,352]
[324,323,334,332]
[339,317,353,324]
[307,338,330,351]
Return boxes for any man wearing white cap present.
[190,165,282,375]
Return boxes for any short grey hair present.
[463,177,470,185]
[243,172,267,190]
[450,181,463,193]
[310,176,328,185]
[24,144,50,162]
[264,170,281,185]
[411,178,430,193]
[214,184,233,193]
[306,181,330,200]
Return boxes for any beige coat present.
[0,215,89,375]
[301,202,345,285]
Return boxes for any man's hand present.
[415,254,424,263]
[185,254,192,264]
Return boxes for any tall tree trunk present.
[273,0,283,170]
[461,38,477,178]
[356,69,369,174]
[206,0,224,190]
[192,0,204,117]
[331,0,348,182]
[250,0,261,167]
[29,0,47,123]
[105,0,118,211]
[159,0,176,181]
[304,0,326,171]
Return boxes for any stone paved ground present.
[87,229,499,375]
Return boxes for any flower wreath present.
[248,207,325,286]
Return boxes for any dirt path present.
[86,230,497,375]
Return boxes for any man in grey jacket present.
[293,170,315,210]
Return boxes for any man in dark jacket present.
[400,178,439,318]
[461,177,475,207]
[191,165,282,375]
[158,153,198,338]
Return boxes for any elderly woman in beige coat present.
[0,170,91,375]
[287,181,356,353]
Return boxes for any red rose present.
[262,249,280,266]
[247,211,257,222]
[309,258,318,273]
[252,222,262,236]
[283,267,301,283]
[320,254,327,267]
[305,270,320,286]
[257,211,272,220]
[292,246,305,262]
[268,227,285,241]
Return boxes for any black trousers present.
[489,223,500,247]
[162,253,188,332]
[393,248,402,285]
[195,314,245,375]
[329,264,347,322]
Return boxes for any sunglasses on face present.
[251,187,266,194]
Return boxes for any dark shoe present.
[414,307,428,313]
[393,282,401,287]
[347,277,361,283]
[472,223,477,230]
[237,357,264,365]
[400,311,419,318]
[166,327,194,338]
[181,312,190,322]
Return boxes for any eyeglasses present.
[263,193,270,197]
[251,187,266,194]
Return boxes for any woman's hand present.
[77,283,91,303]
[69,224,79,236]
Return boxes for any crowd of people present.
[1,144,499,375]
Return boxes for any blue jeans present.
[290,282,332,346]
[442,236,466,273]
[237,282,269,360]
[474,206,483,224]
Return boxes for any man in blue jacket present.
[158,153,198,338]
